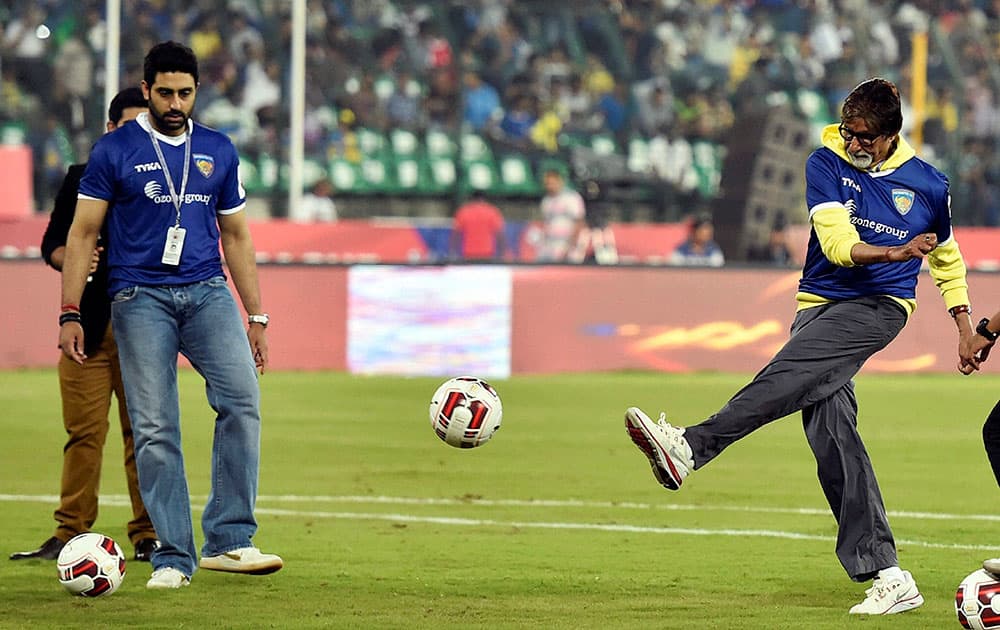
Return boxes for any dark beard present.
[150,108,187,135]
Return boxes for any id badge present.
[161,226,186,265]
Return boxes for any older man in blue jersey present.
[58,41,282,589]
[625,77,977,615]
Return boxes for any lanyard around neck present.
[148,125,191,227]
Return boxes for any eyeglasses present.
[839,124,883,149]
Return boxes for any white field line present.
[2,493,999,551]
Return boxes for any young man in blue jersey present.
[625,77,977,615]
[58,41,282,589]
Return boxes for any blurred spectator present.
[385,71,424,131]
[462,70,502,132]
[498,94,537,147]
[555,73,598,133]
[537,169,586,263]
[424,67,460,129]
[670,214,725,267]
[747,218,796,267]
[571,179,618,264]
[345,74,385,130]
[450,188,507,261]
[3,6,52,102]
[228,9,266,64]
[634,82,674,137]
[291,179,338,223]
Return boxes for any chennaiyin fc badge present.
[891,189,915,216]
[194,154,215,178]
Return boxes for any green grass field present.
[1,368,998,629]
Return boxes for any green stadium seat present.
[329,158,368,194]
[390,128,421,157]
[462,159,499,193]
[356,127,388,158]
[496,154,541,196]
[0,122,27,145]
[238,155,264,194]
[425,129,456,158]
[428,157,457,192]
[691,141,723,197]
[460,132,492,163]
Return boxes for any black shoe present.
[134,538,161,562]
[10,536,65,560]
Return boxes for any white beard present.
[849,151,874,169]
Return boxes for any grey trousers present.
[683,295,907,582]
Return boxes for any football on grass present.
[56,533,126,597]
[429,376,502,448]
[957,568,1000,629]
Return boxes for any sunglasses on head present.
[839,123,883,148]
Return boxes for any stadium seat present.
[496,154,541,196]
[691,141,723,198]
[460,132,493,163]
[461,159,498,193]
[238,155,264,194]
[0,123,27,145]
[425,128,456,158]
[390,128,421,157]
[428,157,457,192]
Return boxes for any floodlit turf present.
[1,368,998,629]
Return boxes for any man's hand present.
[960,330,995,375]
[59,322,87,364]
[886,233,937,262]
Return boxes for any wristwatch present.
[248,313,269,328]
[976,317,999,343]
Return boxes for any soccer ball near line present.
[429,376,502,448]
[56,533,126,597]
[956,568,1000,629]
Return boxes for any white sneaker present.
[146,567,190,589]
[984,558,1000,578]
[200,547,283,575]
[848,570,923,615]
[624,407,694,490]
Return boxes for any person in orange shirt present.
[450,189,507,261]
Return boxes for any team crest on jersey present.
[193,154,214,178]
[891,189,914,215]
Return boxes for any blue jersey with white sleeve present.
[78,112,246,294]
[798,125,952,305]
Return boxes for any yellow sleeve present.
[811,205,861,267]
[927,238,970,310]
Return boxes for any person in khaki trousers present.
[10,87,159,562]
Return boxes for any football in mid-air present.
[429,376,502,448]
[56,533,126,597]
[956,568,1000,629]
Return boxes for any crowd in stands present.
[4,0,1000,225]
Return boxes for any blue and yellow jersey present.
[79,113,246,295]
[797,124,969,315]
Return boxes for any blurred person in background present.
[669,213,724,267]
[450,188,506,261]
[625,77,975,616]
[291,178,338,223]
[537,168,586,263]
[746,217,796,267]
[11,87,159,563]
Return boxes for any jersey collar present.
[136,112,194,146]
[820,123,916,172]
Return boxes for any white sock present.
[878,566,905,582]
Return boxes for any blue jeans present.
[111,277,261,577]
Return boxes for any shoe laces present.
[864,576,899,601]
